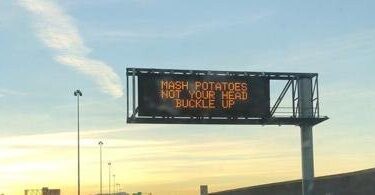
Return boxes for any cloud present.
[18,0,123,98]
[98,12,271,41]
[0,89,27,97]
[282,30,375,65]
[252,29,375,70]
[1,126,373,194]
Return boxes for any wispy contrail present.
[18,0,123,98]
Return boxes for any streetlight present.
[98,141,104,195]
[74,89,82,195]
[108,162,111,195]
[113,174,116,195]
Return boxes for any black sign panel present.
[138,74,270,118]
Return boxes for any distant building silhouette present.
[96,192,151,195]
[24,187,60,195]
[131,193,152,195]
[96,193,128,195]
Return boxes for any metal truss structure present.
[126,68,328,126]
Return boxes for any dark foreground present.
[210,168,375,195]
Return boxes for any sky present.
[0,0,375,194]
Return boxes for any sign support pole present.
[298,78,315,195]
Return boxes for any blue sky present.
[0,0,375,194]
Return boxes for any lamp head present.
[74,90,82,96]
[98,141,103,145]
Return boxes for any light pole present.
[116,183,120,193]
[98,141,104,195]
[113,174,116,195]
[108,162,111,195]
[74,89,82,195]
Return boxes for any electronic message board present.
[138,74,270,118]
